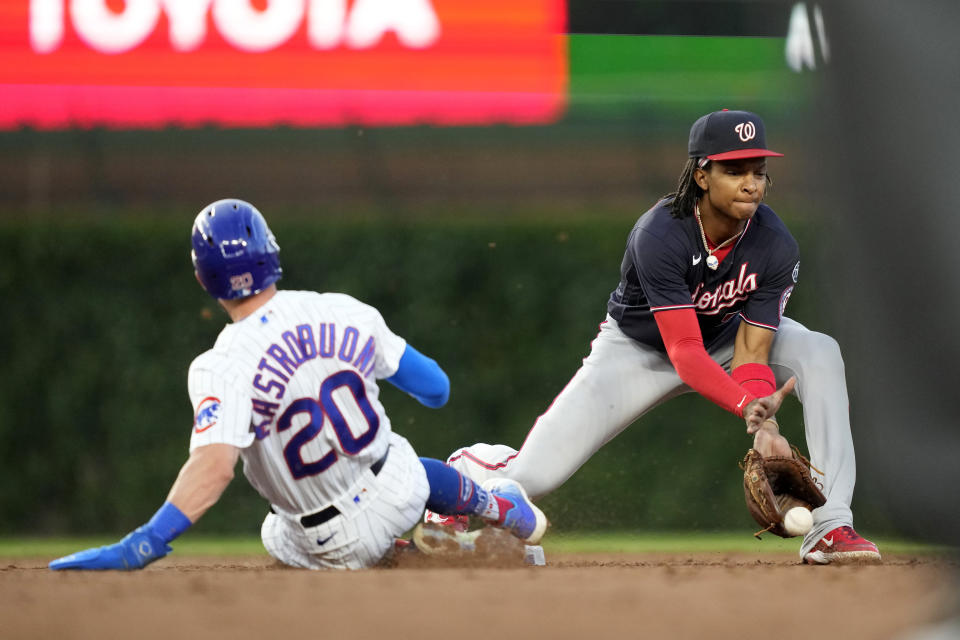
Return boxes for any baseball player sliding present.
[432,110,880,565]
[50,199,546,571]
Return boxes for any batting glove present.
[49,525,171,571]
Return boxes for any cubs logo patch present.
[779,285,794,319]
[194,396,222,433]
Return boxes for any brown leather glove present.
[740,448,826,538]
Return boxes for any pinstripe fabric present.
[186,290,425,569]
[261,432,428,570]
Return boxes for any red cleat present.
[423,510,470,532]
[804,526,881,565]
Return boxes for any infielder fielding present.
[432,110,880,565]
[50,199,546,571]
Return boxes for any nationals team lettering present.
[692,263,759,315]
[252,323,378,400]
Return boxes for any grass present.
[543,532,953,556]
[1,533,952,559]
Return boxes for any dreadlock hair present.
[664,158,774,219]
[665,158,702,219]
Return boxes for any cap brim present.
[706,149,784,161]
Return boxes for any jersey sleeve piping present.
[650,303,696,312]
[738,313,780,331]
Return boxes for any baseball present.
[783,507,814,536]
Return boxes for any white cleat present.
[412,523,483,556]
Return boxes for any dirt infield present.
[3,551,955,640]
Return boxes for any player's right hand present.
[49,525,171,571]
[743,377,796,435]
[752,420,792,457]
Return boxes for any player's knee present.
[260,513,285,561]
[799,331,845,375]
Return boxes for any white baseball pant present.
[261,432,429,570]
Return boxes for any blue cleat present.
[482,479,548,545]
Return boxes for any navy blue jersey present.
[607,198,800,352]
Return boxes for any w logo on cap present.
[687,110,783,160]
[735,122,756,142]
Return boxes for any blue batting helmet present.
[191,199,282,300]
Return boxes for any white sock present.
[474,488,501,521]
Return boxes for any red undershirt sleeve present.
[653,308,755,417]
[731,362,776,398]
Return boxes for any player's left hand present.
[49,526,171,571]
[743,377,796,434]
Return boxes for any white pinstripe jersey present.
[187,290,407,515]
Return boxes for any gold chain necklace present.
[694,204,745,270]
